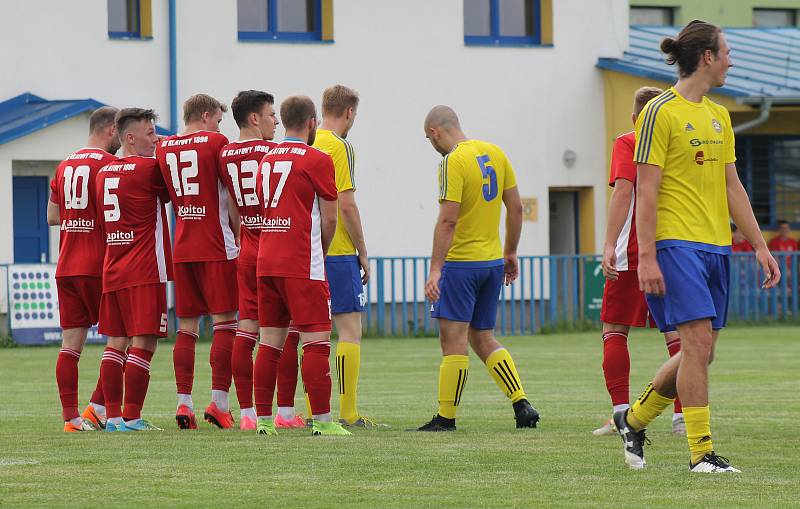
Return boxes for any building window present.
[238,0,331,42]
[629,6,675,25]
[736,137,800,228]
[753,8,797,27]
[108,0,152,39]
[464,0,553,46]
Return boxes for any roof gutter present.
[733,98,772,134]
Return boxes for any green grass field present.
[1,326,798,508]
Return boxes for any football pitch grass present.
[1,326,798,508]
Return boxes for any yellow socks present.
[438,355,469,419]
[684,406,713,464]
[627,382,675,431]
[485,348,527,403]
[335,341,361,423]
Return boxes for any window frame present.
[752,7,798,28]
[736,135,800,229]
[237,0,325,42]
[108,0,151,40]
[629,5,675,26]
[464,0,545,47]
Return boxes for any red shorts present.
[56,276,102,329]
[238,262,258,321]
[99,283,168,338]
[174,260,238,317]
[258,276,331,332]
[600,270,656,328]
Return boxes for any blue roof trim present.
[0,93,173,145]
[598,26,800,99]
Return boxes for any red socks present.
[123,347,154,421]
[253,343,282,417]
[602,331,630,407]
[211,320,237,392]
[56,348,81,421]
[232,329,258,409]
[89,374,105,406]
[301,340,332,416]
[277,330,300,407]
[173,329,198,395]
[101,347,127,419]
[666,336,683,413]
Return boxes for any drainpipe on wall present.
[733,98,772,134]
[169,0,178,133]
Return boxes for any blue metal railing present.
[363,253,799,336]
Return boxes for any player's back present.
[96,156,172,292]
[219,139,276,267]
[256,141,337,280]
[51,148,116,277]
[609,132,640,271]
[441,139,516,262]
[312,129,357,256]
[156,131,237,262]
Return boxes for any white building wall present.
[0,0,628,262]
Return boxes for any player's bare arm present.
[47,200,60,226]
[338,189,370,284]
[501,185,522,286]
[602,178,634,280]
[635,163,665,296]
[319,197,338,255]
[725,163,781,288]
[425,200,460,302]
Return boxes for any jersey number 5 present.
[226,160,259,207]
[476,155,498,201]
[63,165,90,210]
[103,177,120,222]
[260,160,292,208]
[166,150,199,197]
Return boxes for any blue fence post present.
[390,258,396,336]
[401,259,408,335]
[529,257,537,334]
[423,258,430,334]
[792,253,798,319]
[376,258,385,336]
[412,258,419,335]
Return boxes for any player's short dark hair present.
[89,106,119,134]
[280,96,316,130]
[183,93,227,125]
[115,108,158,136]
[322,85,359,118]
[777,219,790,227]
[231,90,275,128]
[633,87,663,116]
[660,20,721,78]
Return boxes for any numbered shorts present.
[325,255,366,314]
[98,283,168,338]
[237,262,259,321]
[431,260,503,330]
[56,276,102,329]
[174,260,238,317]
[258,276,331,333]
[600,270,657,328]
[645,247,730,331]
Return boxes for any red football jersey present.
[156,131,238,263]
[95,156,173,292]
[731,239,753,253]
[50,148,117,277]
[256,141,337,280]
[219,139,277,267]
[608,132,639,271]
[768,235,798,252]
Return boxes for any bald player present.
[415,106,539,431]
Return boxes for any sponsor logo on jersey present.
[694,151,719,166]
[178,205,206,220]
[261,216,292,232]
[689,138,723,147]
[711,119,722,133]
[685,122,695,131]
[242,214,266,230]
[106,230,135,246]
[61,218,95,232]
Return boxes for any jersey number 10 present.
[63,165,90,210]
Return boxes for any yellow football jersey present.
[313,129,357,256]
[438,139,517,262]
[634,87,735,250]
